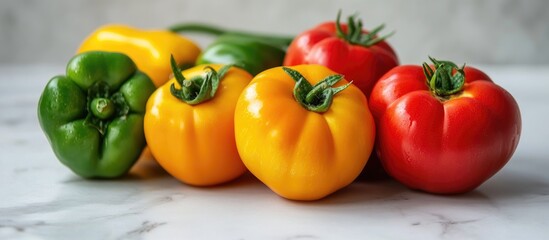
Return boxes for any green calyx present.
[170,55,232,105]
[282,67,351,113]
[422,56,466,97]
[335,10,394,47]
[85,81,129,135]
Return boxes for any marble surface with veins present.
[1,65,548,240]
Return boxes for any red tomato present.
[369,58,521,194]
[283,12,399,97]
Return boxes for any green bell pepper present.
[196,34,286,76]
[169,23,293,75]
[38,51,156,178]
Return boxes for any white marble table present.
[1,64,548,240]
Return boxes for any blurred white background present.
[1,0,547,65]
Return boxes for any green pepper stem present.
[168,23,226,35]
[422,56,466,97]
[84,81,129,135]
[90,98,115,120]
[282,67,350,113]
[168,23,294,47]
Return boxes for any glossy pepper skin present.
[38,51,156,178]
[78,24,201,87]
[284,12,398,97]
[169,23,292,76]
[196,34,286,76]
[234,65,375,200]
[369,58,521,194]
[145,61,253,186]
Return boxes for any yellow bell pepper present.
[234,65,376,200]
[144,59,253,186]
[78,24,200,87]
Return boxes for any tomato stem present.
[282,67,351,113]
[422,56,466,97]
[335,10,394,47]
[169,55,232,105]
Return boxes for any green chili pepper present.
[37,51,156,178]
[169,23,293,75]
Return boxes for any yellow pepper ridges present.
[78,24,201,87]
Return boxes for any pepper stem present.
[90,98,115,120]
[84,81,129,135]
[335,10,394,47]
[422,56,466,97]
[168,23,226,35]
[168,23,294,47]
[169,55,232,105]
[282,67,351,113]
